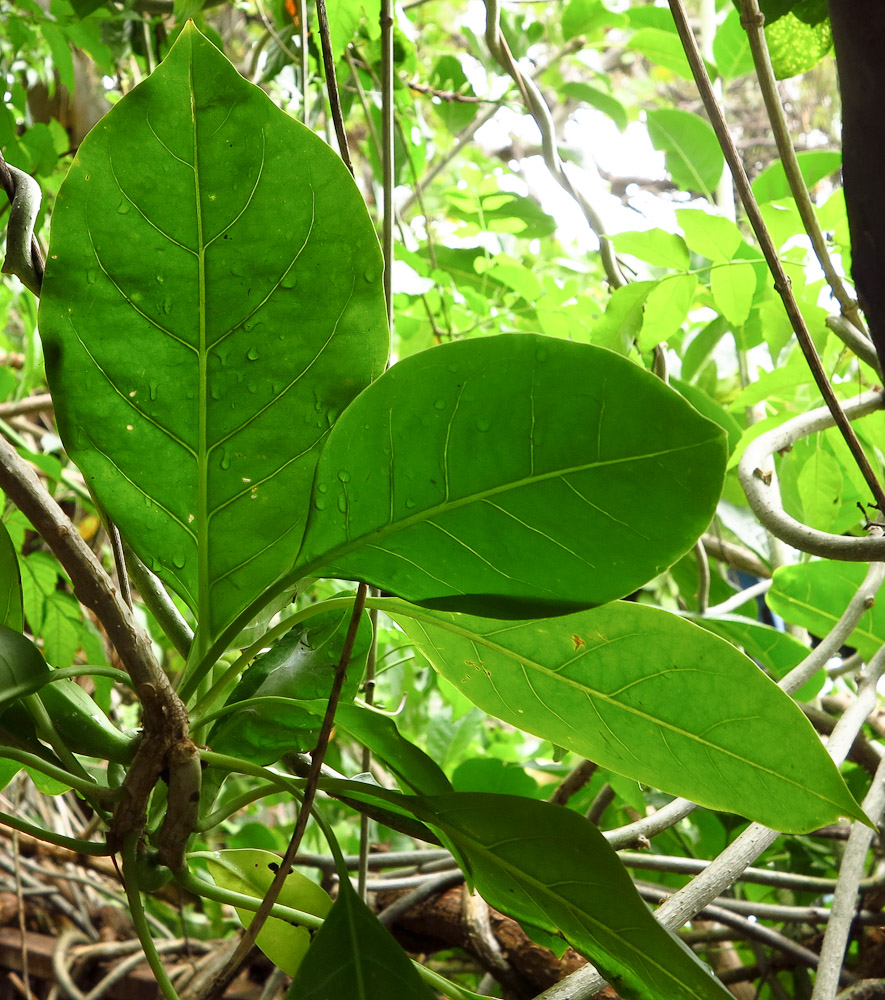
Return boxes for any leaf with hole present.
[205,848,332,976]
[381,598,866,832]
[39,24,388,643]
[293,334,726,617]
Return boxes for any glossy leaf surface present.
[295,335,726,617]
[382,599,865,832]
[409,793,732,1000]
[287,877,436,1000]
[768,561,883,660]
[208,606,372,764]
[305,702,453,795]
[0,522,22,631]
[39,24,388,640]
[206,848,332,975]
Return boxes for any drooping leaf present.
[294,335,727,617]
[408,792,733,1000]
[639,273,698,349]
[287,877,437,1000]
[208,606,372,764]
[381,598,866,832]
[302,701,454,795]
[713,8,755,79]
[646,109,724,199]
[0,521,23,632]
[205,848,332,976]
[767,561,884,660]
[39,24,388,642]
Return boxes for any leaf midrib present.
[391,605,852,817]
[299,433,720,577]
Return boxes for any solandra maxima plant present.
[0,21,872,1000]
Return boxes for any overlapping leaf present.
[39,24,388,640]
[382,598,865,832]
[294,335,727,616]
[409,793,732,1000]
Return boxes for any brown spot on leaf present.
[572,634,585,651]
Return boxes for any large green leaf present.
[408,792,732,1000]
[380,598,865,832]
[287,877,437,1000]
[39,24,388,641]
[767,561,884,660]
[293,335,726,617]
[752,150,841,204]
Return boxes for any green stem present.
[0,746,122,801]
[121,834,182,1000]
[0,810,112,854]
[196,781,280,831]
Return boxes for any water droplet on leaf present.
[476,417,491,432]
[337,470,351,483]
[434,399,446,410]
[246,346,260,361]
[172,553,187,569]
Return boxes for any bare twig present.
[315,0,353,174]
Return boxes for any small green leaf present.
[206,849,332,976]
[646,109,725,199]
[382,599,866,832]
[561,82,628,131]
[408,793,733,1000]
[764,1,832,79]
[768,561,884,661]
[639,273,698,349]
[295,335,726,617]
[710,261,756,327]
[713,8,756,79]
[629,27,694,80]
[0,521,23,632]
[796,449,844,533]
[287,877,437,1000]
[589,281,655,353]
[612,229,690,270]
[676,208,743,262]
[752,150,841,203]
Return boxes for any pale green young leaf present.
[676,208,743,262]
[710,261,756,327]
[611,229,690,270]
[639,273,697,349]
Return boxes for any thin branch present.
[124,544,194,659]
[667,0,885,513]
[701,533,771,578]
[738,390,885,559]
[827,315,881,376]
[813,654,885,1000]
[0,395,53,418]
[204,584,369,1000]
[482,0,626,289]
[738,0,867,336]
[704,578,771,617]
[315,0,354,174]
[550,759,597,807]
